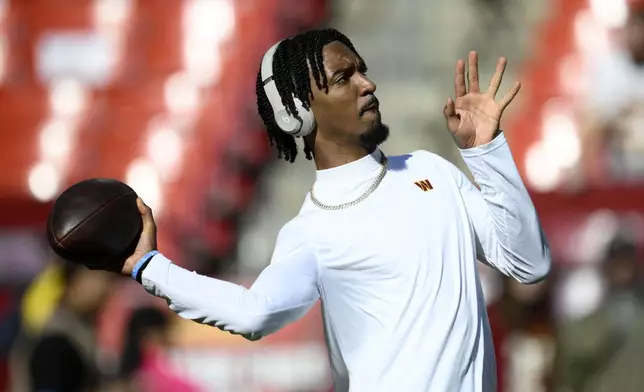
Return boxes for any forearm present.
[140,253,319,339]
[460,133,551,283]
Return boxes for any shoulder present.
[33,334,74,352]
[407,149,447,162]
[396,150,469,189]
[268,217,319,269]
[277,216,310,239]
[272,216,315,259]
[30,334,80,366]
[32,334,76,356]
[400,150,457,173]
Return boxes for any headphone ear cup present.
[292,97,316,137]
[274,109,302,135]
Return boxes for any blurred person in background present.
[467,0,518,59]
[488,275,556,392]
[553,237,644,392]
[580,0,644,184]
[0,287,21,391]
[9,262,115,392]
[470,0,514,33]
[117,306,202,392]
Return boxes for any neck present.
[312,138,373,170]
[314,147,383,187]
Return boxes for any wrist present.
[131,250,160,283]
[459,131,507,157]
[456,129,503,150]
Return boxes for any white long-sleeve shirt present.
[141,133,551,392]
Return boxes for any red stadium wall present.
[0,0,329,266]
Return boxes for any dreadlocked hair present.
[256,28,363,163]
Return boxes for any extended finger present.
[468,51,480,93]
[487,57,507,98]
[498,81,521,110]
[454,60,467,98]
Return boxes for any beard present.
[359,122,390,152]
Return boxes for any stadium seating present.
[0,0,329,270]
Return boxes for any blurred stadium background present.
[1,0,644,390]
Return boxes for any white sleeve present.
[443,133,552,284]
[140,221,320,340]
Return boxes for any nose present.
[358,73,376,96]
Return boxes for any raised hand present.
[443,51,521,149]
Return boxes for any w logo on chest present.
[414,179,433,192]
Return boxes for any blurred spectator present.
[9,263,115,392]
[468,0,516,53]
[0,288,20,391]
[553,237,644,392]
[118,307,202,392]
[488,274,556,392]
[580,1,644,184]
[472,0,513,29]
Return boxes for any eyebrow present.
[330,60,368,79]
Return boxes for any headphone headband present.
[260,42,281,87]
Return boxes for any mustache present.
[360,96,380,115]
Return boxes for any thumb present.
[443,97,457,119]
[136,198,155,231]
[443,98,460,133]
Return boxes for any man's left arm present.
[444,133,551,284]
[438,51,550,283]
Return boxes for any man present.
[10,262,114,392]
[119,29,550,391]
[0,288,19,391]
[554,237,644,392]
[580,0,644,183]
[488,275,556,392]
[118,307,202,392]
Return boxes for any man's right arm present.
[140,221,320,341]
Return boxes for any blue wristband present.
[131,250,160,281]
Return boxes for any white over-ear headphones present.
[260,41,316,137]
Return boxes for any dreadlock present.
[256,29,363,163]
